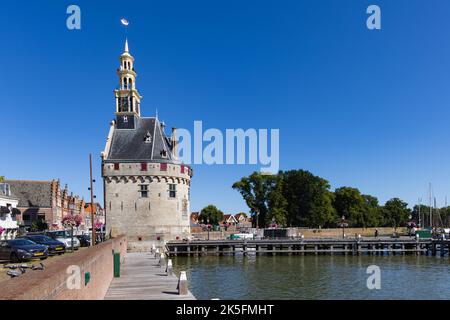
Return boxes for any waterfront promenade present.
[105,252,196,300]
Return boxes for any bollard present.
[166,259,173,276]
[177,271,188,295]
[158,252,165,267]
[155,248,160,259]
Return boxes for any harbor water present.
[172,254,450,300]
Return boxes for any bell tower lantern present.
[114,38,142,129]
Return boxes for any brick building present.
[6,179,86,231]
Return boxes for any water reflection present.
[172,255,450,300]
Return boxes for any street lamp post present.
[341,216,346,239]
[69,203,75,252]
[89,154,96,246]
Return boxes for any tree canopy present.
[199,205,224,226]
[233,170,417,228]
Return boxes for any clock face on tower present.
[116,114,135,129]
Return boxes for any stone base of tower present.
[109,224,191,249]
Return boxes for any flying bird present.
[121,18,129,26]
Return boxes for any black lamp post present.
[341,216,347,239]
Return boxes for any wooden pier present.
[166,238,450,257]
[104,252,196,300]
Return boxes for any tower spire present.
[114,38,142,129]
[124,38,129,53]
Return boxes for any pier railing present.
[166,237,450,257]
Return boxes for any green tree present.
[236,212,248,218]
[383,198,410,228]
[267,174,288,226]
[412,204,432,227]
[282,170,336,228]
[362,194,383,227]
[199,205,224,226]
[333,188,384,228]
[31,220,48,232]
[232,172,278,227]
[334,187,367,227]
[439,207,450,227]
[0,176,4,183]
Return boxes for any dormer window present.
[144,131,152,143]
[0,183,11,197]
[160,149,167,158]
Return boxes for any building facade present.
[0,182,20,240]
[85,202,106,229]
[102,40,192,242]
[6,180,86,231]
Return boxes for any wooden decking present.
[104,252,196,300]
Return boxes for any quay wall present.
[192,227,407,240]
[0,236,127,300]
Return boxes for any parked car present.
[0,239,48,262]
[22,235,66,255]
[76,234,91,247]
[45,230,80,250]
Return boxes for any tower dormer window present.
[144,131,152,143]
[160,149,167,158]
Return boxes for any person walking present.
[374,229,379,238]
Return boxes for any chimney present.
[172,127,178,159]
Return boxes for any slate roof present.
[5,180,53,208]
[107,117,178,163]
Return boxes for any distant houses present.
[5,179,95,233]
[222,214,238,226]
[190,211,252,231]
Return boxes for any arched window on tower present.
[123,78,128,90]
[123,61,126,70]
[129,78,133,89]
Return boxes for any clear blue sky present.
[2,0,450,213]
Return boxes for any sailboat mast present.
[418,198,421,228]
[429,183,433,228]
